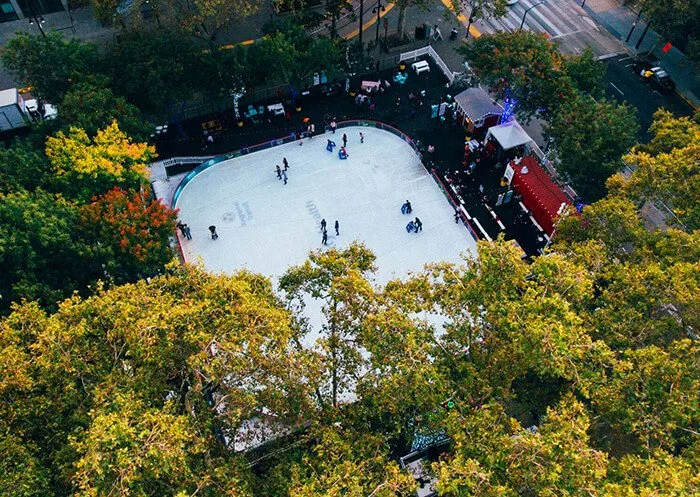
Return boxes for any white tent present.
[486,120,532,151]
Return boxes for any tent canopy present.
[453,87,502,122]
[511,156,571,235]
[487,120,532,151]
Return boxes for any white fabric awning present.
[486,120,532,151]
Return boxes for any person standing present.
[282,170,288,185]
[342,133,348,148]
[334,220,339,235]
[321,219,327,231]
[359,132,364,143]
[184,224,192,240]
[414,217,423,232]
[177,221,186,236]
[209,225,218,239]
[330,120,337,133]
[405,200,412,214]
[454,210,460,224]
[322,229,328,245]
[283,157,289,170]
[276,165,282,179]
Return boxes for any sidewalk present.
[581,0,699,109]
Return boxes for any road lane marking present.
[609,82,624,96]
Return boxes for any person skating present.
[359,132,364,143]
[177,221,186,236]
[405,200,412,214]
[334,220,339,235]
[327,139,336,152]
[414,217,423,232]
[406,220,416,233]
[322,229,328,245]
[342,133,348,148]
[283,157,289,170]
[184,224,192,240]
[338,146,349,159]
[276,165,282,179]
[454,209,460,224]
[282,170,288,185]
[209,225,218,240]
[321,219,326,231]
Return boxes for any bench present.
[412,60,430,75]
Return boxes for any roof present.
[511,156,571,235]
[453,87,502,121]
[487,120,532,150]
[0,88,18,107]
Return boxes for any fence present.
[430,169,480,243]
[399,45,459,85]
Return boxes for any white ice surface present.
[175,126,477,337]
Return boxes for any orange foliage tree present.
[80,188,177,283]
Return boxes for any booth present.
[509,156,571,235]
[485,119,532,152]
[453,87,502,134]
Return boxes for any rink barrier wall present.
[170,120,479,244]
[430,169,481,243]
[170,131,308,209]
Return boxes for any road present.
[603,54,694,142]
[472,0,622,57]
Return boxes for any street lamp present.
[519,0,547,31]
[372,0,386,43]
[27,0,46,39]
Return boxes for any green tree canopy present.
[545,95,639,200]
[0,32,100,103]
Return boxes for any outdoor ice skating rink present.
[174,126,478,284]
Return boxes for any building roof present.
[511,156,571,235]
[453,87,502,121]
[487,120,532,151]
[0,88,18,107]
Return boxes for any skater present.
[282,170,288,185]
[330,120,337,133]
[342,133,348,148]
[177,221,186,236]
[335,220,339,235]
[184,224,192,240]
[359,132,364,143]
[209,225,218,240]
[414,217,423,232]
[276,165,282,179]
[338,146,349,159]
[327,139,336,152]
[454,209,460,224]
[406,220,416,233]
[283,157,289,170]
[321,218,326,231]
[405,200,412,214]
[322,229,328,245]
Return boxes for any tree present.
[79,188,177,283]
[279,243,377,410]
[450,0,507,38]
[627,0,700,58]
[45,121,154,202]
[544,95,639,200]
[59,83,151,141]
[0,32,99,103]
[103,31,204,114]
[591,340,700,454]
[459,31,605,121]
[620,110,700,230]
[151,0,261,41]
[0,190,95,312]
[0,141,53,195]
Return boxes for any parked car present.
[632,58,676,93]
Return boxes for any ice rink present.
[174,126,478,285]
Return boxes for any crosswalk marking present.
[475,0,588,39]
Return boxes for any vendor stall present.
[485,119,532,152]
[453,87,502,134]
[509,156,571,235]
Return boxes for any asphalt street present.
[603,54,694,142]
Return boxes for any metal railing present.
[399,45,459,85]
